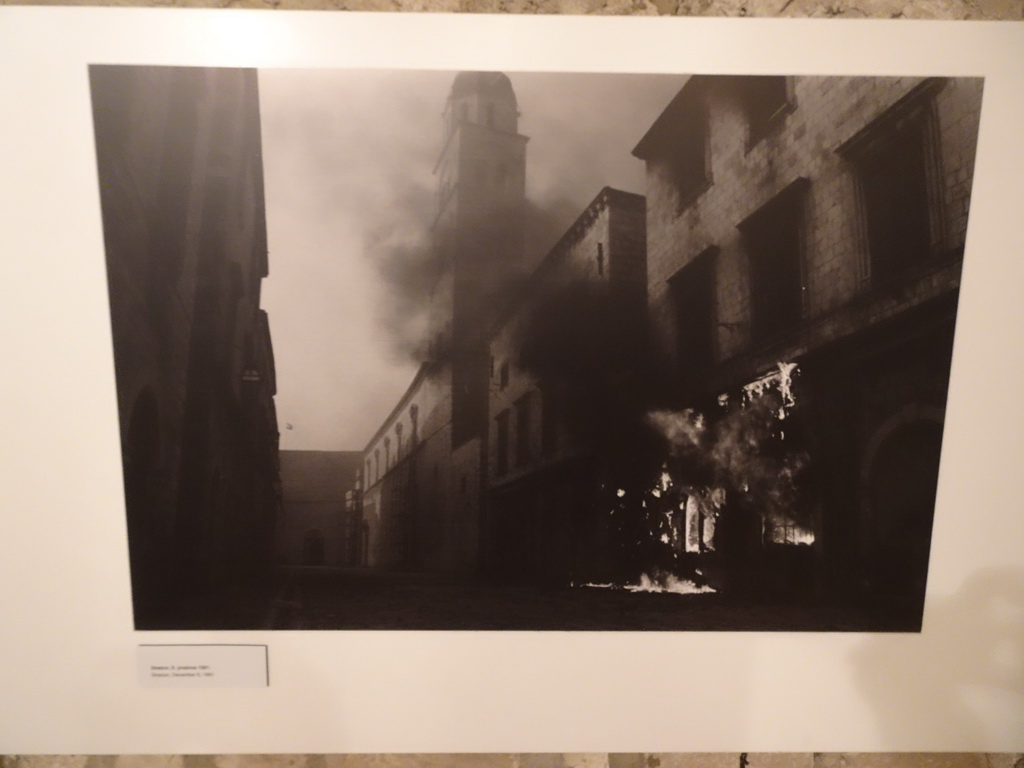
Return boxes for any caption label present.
[137,644,268,688]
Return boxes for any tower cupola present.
[445,72,519,136]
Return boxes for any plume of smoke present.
[369,222,442,362]
[648,409,705,455]
[371,196,588,364]
[364,181,440,362]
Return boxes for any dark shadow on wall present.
[851,567,1024,748]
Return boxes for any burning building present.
[90,66,281,627]
[360,72,983,627]
[633,76,983,619]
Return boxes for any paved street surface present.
[267,567,915,631]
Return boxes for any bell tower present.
[435,71,527,267]
[432,72,528,446]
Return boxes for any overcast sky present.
[257,69,683,452]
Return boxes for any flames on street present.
[576,362,814,596]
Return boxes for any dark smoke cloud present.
[365,71,684,362]
[371,195,593,362]
[258,69,682,449]
[364,184,440,362]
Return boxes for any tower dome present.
[446,71,519,135]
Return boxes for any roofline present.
[363,362,435,452]
[632,75,705,160]
[489,186,645,334]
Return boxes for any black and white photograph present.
[89,65,984,632]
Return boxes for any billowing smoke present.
[365,185,441,362]
[522,197,587,270]
[371,197,597,363]
[517,279,662,458]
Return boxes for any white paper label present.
[138,644,268,688]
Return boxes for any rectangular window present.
[495,410,509,477]
[668,100,710,210]
[632,80,712,214]
[739,75,791,146]
[740,179,808,346]
[668,246,718,378]
[515,394,532,468]
[841,80,944,288]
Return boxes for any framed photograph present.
[1,6,1022,755]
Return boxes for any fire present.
[743,361,798,418]
[577,572,716,595]
[625,572,716,595]
[638,362,811,565]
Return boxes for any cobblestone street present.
[267,567,914,631]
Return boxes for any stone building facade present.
[485,187,647,583]
[90,66,281,627]
[633,75,983,616]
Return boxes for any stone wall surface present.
[0,0,1020,18]
[643,75,982,370]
